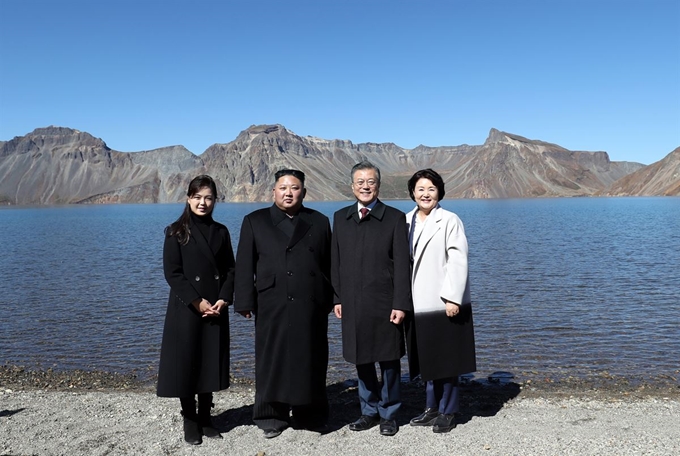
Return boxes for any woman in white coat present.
[405,169,476,433]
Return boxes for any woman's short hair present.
[407,169,446,201]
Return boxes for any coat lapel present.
[288,209,313,248]
[269,204,313,248]
[345,202,361,224]
[345,200,386,224]
[190,219,218,270]
[410,205,443,270]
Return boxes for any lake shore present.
[1,366,679,455]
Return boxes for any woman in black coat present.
[157,175,235,445]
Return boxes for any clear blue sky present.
[1,0,678,164]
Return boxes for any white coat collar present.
[407,204,443,264]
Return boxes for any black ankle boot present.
[198,399,222,439]
[181,411,202,445]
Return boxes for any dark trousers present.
[425,377,459,415]
[356,359,401,420]
[253,392,329,431]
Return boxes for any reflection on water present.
[0,198,678,383]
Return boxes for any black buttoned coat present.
[234,205,333,406]
[157,218,235,398]
[331,200,412,365]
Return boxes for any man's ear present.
[302,188,307,199]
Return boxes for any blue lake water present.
[0,198,678,385]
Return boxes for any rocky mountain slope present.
[603,147,680,196]
[0,124,670,205]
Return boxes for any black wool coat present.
[234,205,333,406]
[331,200,413,365]
[157,217,235,398]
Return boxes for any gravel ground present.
[1,366,679,456]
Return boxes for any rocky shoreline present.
[2,364,677,399]
[2,365,679,455]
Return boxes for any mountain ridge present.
[0,124,676,205]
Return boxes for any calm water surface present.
[0,198,678,384]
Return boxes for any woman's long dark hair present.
[165,175,218,245]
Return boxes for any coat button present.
[308,247,315,252]
[195,276,200,281]
[287,271,293,276]
[287,296,294,301]
[309,271,316,277]
[286,248,292,252]
[214,274,220,280]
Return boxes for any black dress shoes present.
[432,413,456,433]
[410,408,440,426]
[263,428,283,439]
[182,414,202,445]
[349,415,380,431]
[379,418,398,436]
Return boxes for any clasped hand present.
[192,298,226,317]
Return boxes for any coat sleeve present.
[330,213,342,305]
[234,215,257,313]
[218,227,236,304]
[163,234,201,307]
[321,216,335,312]
[392,212,413,312]
[439,214,469,305]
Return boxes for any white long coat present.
[405,204,476,381]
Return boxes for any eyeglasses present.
[353,179,378,187]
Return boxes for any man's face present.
[273,175,305,214]
[352,168,380,206]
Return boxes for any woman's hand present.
[203,299,227,317]
[192,298,224,317]
[445,301,460,317]
[192,298,212,314]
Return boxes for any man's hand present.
[334,304,342,319]
[390,309,405,325]
[237,310,253,319]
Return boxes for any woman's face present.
[188,186,215,216]
[413,178,439,214]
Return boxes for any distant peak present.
[30,126,83,136]
[484,128,510,145]
[245,124,286,135]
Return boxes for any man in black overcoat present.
[234,169,334,439]
[331,161,412,437]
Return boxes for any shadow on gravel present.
[325,377,521,430]
[0,408,26,418]
[214,404,255,433]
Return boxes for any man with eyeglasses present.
[331,161,412,437]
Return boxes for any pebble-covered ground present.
[1,365,679,455]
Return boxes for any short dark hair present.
[350,161,381,184]
[407,169,446,201]
[274,169,305,187]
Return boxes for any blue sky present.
[1,0,678,164]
